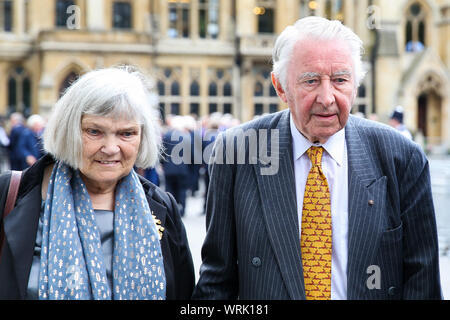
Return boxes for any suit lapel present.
[3,185,41,299]
[254,110,305,299]
[345,117,386,299]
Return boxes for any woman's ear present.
[271,72,288,103]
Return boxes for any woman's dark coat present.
[0,154,195,299]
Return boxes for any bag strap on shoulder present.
[4,171,22,218]
[0,170,23,261]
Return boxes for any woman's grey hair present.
[272,16,366,90]
[44,66,162,169]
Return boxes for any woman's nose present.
[101,136,120,155]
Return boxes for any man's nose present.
[101,136,120,154]
[316,80,336,107]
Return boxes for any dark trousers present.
[165,174,188,217]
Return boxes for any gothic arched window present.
[207,68,233,115]
[7,67,32,116]
[255,0,275,33]
[253,66,279,116]
[56,0,75,27]
[188,69,201,116]
[168,0,190,38]
[190,81,200,96]
[405,2,426,52]
[171,81,180,96]
[199,0,219,39]
[1,0,13,31]
[113,1,132,29]
[156,67,183,118]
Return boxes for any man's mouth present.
[315,114,336,118]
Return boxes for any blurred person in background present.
[389,106,413,140]
[200,114,221,215]
[8,112,28,170]
[136,166,160,186]
[0,116,10,172]
[161,115,190,217]
[185,114,202,196]
[17,114,46,168]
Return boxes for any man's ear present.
[271,72,288,103]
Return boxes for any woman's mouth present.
[96,160,120,165]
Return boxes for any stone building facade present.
[0,0,449,147]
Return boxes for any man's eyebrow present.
[297,72,321,82]
[296,70,352,82]
[332,70,352,77]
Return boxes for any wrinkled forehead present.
[82,98,144,125]
[289,38,354,77]
[294,36,352,54]
[81,113,141,129]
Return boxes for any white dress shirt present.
[290,114,348,300]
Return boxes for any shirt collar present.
[290,113,346,166]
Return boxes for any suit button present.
[251,257,262,267]
[388,286,397,296]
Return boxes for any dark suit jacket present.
[0,154,195,300]
[162,129,190,177]
[8,124,28,171]
[17,127,44,162]
[193,110,442,300]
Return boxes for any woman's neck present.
[82,181,116,211]
[79,173,117,211]
[87,190,115,211]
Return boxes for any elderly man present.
[193,17,441,300]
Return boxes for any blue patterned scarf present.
[38,161,166,300]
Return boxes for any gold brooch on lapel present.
[152,211,164,240]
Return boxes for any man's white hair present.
[27,114,44,128]
[44,66,162,169]
[272,16,367,90]
[10,112,24,124]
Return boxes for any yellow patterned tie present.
[301,146,332,300]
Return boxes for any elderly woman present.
[0,67,195,300]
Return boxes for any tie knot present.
[306,146,324,168]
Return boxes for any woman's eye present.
[86,128,100,135]
[121,131,136,138]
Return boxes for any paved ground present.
[182,193,450,299]
[441,256,450,299]
[182,194,207,283]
